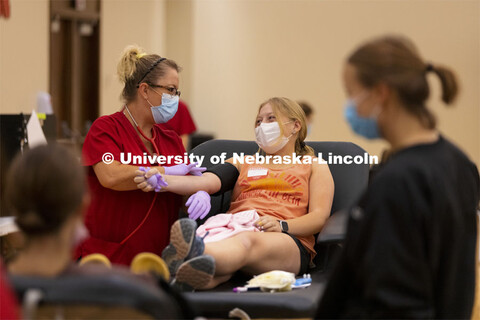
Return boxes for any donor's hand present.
[254,215,281,232]
[186,190,211,220]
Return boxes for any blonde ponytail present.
[297,141,315,157]
[117,45,147,83]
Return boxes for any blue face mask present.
[149,93,179,124]
[344,98,381,139]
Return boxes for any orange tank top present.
[228,162,316,259]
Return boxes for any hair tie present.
[425,63,434,73]
[136,53,147,59]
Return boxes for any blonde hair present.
[258,97,315,157]
[116,44,181,103]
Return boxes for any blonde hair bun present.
[117,45,147,83]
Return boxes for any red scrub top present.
[158,100,197,136]
[75,111,184,265]
[1,262,19,320]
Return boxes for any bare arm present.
[256,161,334,237]
[287,162,334,236]
[161,172,221,195]
[93,161,165,191]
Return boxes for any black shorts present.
[286,233,310,275]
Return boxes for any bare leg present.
[203,231,301,288]
[204,274,233,289]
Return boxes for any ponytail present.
[117,45,146,83]
[427,63,459,105]
[296,140,315,157]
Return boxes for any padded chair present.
[185,139,370,318]
[9,273,189,319]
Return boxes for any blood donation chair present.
[186,140,370,318]
[9,273,191,319]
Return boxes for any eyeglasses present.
[148,83,181,97]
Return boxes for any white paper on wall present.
[27,110,48,148]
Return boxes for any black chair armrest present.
[9,274,185,319]
[317,210,348,245]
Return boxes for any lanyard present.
[124,105,160,155]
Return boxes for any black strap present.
[205,162,239,196]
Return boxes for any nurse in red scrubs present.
[76,45,199,265]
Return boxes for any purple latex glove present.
[139,167,168,192]
[185,191,211,220]
[164,162,206,176]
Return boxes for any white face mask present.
[255,121,293,154]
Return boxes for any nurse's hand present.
[164,163,207,176]
[134,167,168,192]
